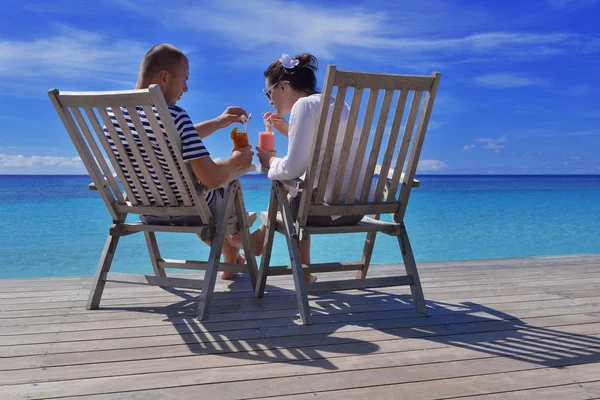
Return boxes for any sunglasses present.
[263,80,290,101]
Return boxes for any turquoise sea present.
[1,174,599,279]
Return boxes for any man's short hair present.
[140,44,186,77]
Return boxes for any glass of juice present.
[258,125,274,152]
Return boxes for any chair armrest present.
[226,164,257,184]
[259,166,307,189]
[374,165,420,187]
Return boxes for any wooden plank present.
[334,70,435,91]
[308,203,398,216]
[3,334,598,399]
[2,323,599,386]
[144,232,166,278]
[47,91,120,220]
[83,107,127,203]
[388,90,423,201]
[56,89,152,108]
[1,278,596,310]
[125,105,175,205]
[373,90,409,203]
[147,86,203,211]
[139,104,193,208]
[266,262,364,276]
[3,300,600,347]
[4,316,599,375]
[298,65,336,225]
[1,254,595,289]
[96,106,145,205]
[313,86,348,204]
[360,89,395,203]
[306,276,413,293]
[276,183,311,324]
[70,107,123,204]
[330,87,363,203]
[397,72,441,222]
[110,105,159,205]
[274,376,600,400]
[345,88,379,205]
[102,273,204,290]
[1,266,598,295]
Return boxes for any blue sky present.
[0,0,599,174]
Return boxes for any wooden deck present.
[1,254,600,399]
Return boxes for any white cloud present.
[475,135,507,152]
[113,0,580,62]
[0,154,83,169]
[417,159,449,172]
[462,135,507,153]
[474,73,551,88]
[0,25,147,82]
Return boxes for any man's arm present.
[189,146,253,189]
[194,106,248,139]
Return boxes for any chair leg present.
[255,183,278,298]
[357,230,378,279]
[277,185,311,325]
[233,181,258,290]
[87,228,121,310]
[144,231,166,278]
[197,185,236,321]
[398,222,427,314]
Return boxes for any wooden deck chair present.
[48,85,258,320]
[255,67,441,325]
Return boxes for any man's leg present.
[200,237,244,280]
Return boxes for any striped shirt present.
[103,105,215,205]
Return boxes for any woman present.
[229,53,366,283]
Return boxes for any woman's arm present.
[267,99,317,181]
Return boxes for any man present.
[105,44,253,279]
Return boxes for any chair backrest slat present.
[344,89,379,205]
[359,89,394,204]
[71,107,124,204]
[373,90,408,204]
[298,66,337,225]
[124,105,175,206]
[110,105,161,206]
[295,68,441,225]
[313,86,348,204]
[83,107,131,204]
[388,90,423,202]
[330,87,364,204]
[48,90,120,220]
[147,87,208,214]
[96,107,147,205]
[396,73,441,221]
[48,85,214,224]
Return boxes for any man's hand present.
[262,112,289,137]
[215,106,248,129]
[231,145,254,169]
[256,147,276,168]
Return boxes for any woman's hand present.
[256,147,276,168]
[262,112,289,137]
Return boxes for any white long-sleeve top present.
[268,93,367,203]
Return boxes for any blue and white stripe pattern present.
[103,105,213,205]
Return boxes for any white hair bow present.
[279,54,300,69]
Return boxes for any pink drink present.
[259,131,275,152]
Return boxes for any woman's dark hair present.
[264,53,319,95]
